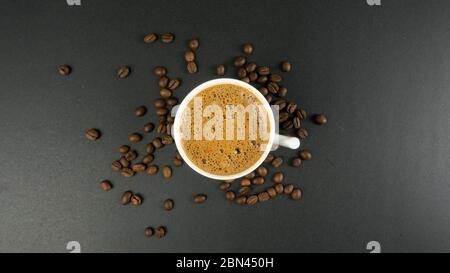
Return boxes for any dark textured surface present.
[1,0,450,253]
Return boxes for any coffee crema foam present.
[180,84,271,176]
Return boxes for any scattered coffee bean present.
[158,114,167,122]
[271,157,283,168]
[280,61,292,72]
[163,199,174,211]
[132,163,147,173]
[162,135,173,145]
[265,95,273,103]
[189,38,199,50]
[291,188,302,200]
[121,191,133,205]
[267,82,279,94]
[120,157,130,168]
[162,165,172,179]
[293,117,301,129]
[157,123,167,134]
[257,75,268,84]
[219,182,231,191]
[258,191,270,202]
[167,79,180,90]
[245,172,256,179]
[159,76,169,88]
[172,158,183,167]
[258,87,268,96]
[225,190,236,201]
[154,66,167,77]
[143,122,155,133]
[277,86,288,97]
[252,176,265,186]
[155,226,166,238]
[152,138,163,149]
[144,227,154,237]
[267,187,277,198]
[235,196,247,205]
[161,33,174,43]
[239,186,251,196]
[160,88,172,98]
[166,124,173,135]
[156,107,169,116]
[247,195,258,205]
[58,65,71,76]
[284,184,294,195]
[135,106,147,117]
[273,99,287,110]
[282,120,293,130]
[166,97,178,106]
[100,180,112,191]
[125,150,137,161]
[248,72,258,82]
[240,77,250,83]
[119,145,130,154]
[85,128,100,141]
[234,56,246,67]
[117,66,130,78]
[143,33,158,44]
[299,149,312,161]
[257,66,270,75]
[184,50,195,62]
[245,62,257,72]
[269,74,282,83]
[275,184,284,194]
[297,128,308,139]
[147,165,159,175]
[273,172,284,183]
[240,178,252,187]
[129,133,142,143]
[264,154,274,164]
[291,157,302,167]
[187,61,198,74]
[314,114,327,125]
[142,154,154,164]
[131,194,143,206]
[121,168,135,178]
[237,67,247,78]
[299,109,308,119]
[112,160,122,171]
[216,64,226,76]
[286,102,298,114]
[146,143,155,154]
[154,98,166,108]
[194,194,207,204]
[279,112,289,123]
[242,43,254,55]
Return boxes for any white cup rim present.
[173,78,276,180]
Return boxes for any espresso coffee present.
[180,83,270,176]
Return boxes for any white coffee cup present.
[173,78,300,180]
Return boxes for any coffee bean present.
[240,178,252,187]
[252,176,265,186]
[258,191,270,202]
[284,184,294,195]
[267,187,277,198]
[291,188,302,200]
[58,65,71,76]
[125,150,137,161]
[264,154,274,164]
[246,195,258,205]
[279,112,289,123]
[269,74,282,83]
[112,160,122,171]
[158,115,167,123]
[154,98,166,108]
[172,158,183,167]
[273,99,287,110]
[119,145,130,154]
[142,154,154,164]
[152,137,163,149]
[280,61,292,72]
[85,128,100,141]
[257,75,268,84]
[273,172,284,183]
[157,123,167,134]
[163,199,174,211]
[144,227,154,237]
[245,62,257,72]
[314,114,327,125]
[271,157,283,168]
[234,56,246,67]
[166,123,173,135]
[162,135,173,145]
[156,107,169,116]
[135,106,147,117]
[147,164,159,175]
[219,182,231,191]
[166,97,178,106]
[275,184,284,194]
[189,38,199,50]
[117,66,130,78]
[167,79,180,90]
[129,133,142,143]
[194,194,207,204]
[259,87,269,96]
[299,109,308,119]
[248,72,258,82]
[257,66,270,75]
[297,128,308,139]
[257,166,268,177]
[299,149,312,161]
[240,77,250,83]
[160,88,172,98]
[175,152,182,160]
[239,186,251,196]
[131,194,143,206]
[291,157,302,167]
[286,102,298,114]
[155,226,166,238]
[159,76,169,88]
[242,43,254,54]
[293,117,301,129]
[245,172,256,179]
[237,68,247,78]
[121,191,133,205]
[121,168,135,178]
[267,82,279,94]
[186,61,198,74]
[216,64,226,76]
[161,33,174,43]
[277,87,287,97]
[144,33,158,44]
[146,143,155,154]
[162,165,172,179]
[235,196,247,205]
[143,122,154,134]
[132,163,147,173]
[184,50,195,62]
[117,158,129,170]
[265,95,273,103]
[100,180,112,191]
[282,120,293,130]
[154,66,167,77]
[225,190,236,201]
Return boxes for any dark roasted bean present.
[275,184,284,194]
[194,194,207,204]
[167,79,180,90]
[271,157,283,168]
[112,160,122,171]
[129,133,142,143]
[161,33,174,43]
[121,168,135,178]
[163,199,174,211]
[234,56,246,67]
[216,64,226,76]
[154,98,166,108]
[264,154,274,164]
[147,164,159,175]
[142,154,154,164]
[257,66,270,75]
[291,188,303,200]
[240,178,252,187]
[120,157,130,168]
[246,195,258,205]
[143,33,158,44]
[100,180,112,191]
[280,61,292,72]
[85,128,101,141]
[125,150,137,161]
[242,43,254,55]
[277,86,287,97]
[121,191,133,205]
[131,194,142,206]
[132,163,147,173]
[184,50,195,62]
[235,196,247,205]
[284,184,294,195]
[187,61,198,74]
[273,172,284,183]
[117,66,130,78]
[135,106,147,117]
[225,190,236,201]
[267,187,277,198]
[314,114,327,125]
[269,74,282,83]
[58,65,71,76]
[159,76,169,88]
[153,66,167,77]
[291,157,302,167]
[188,38,199,50]
[258,191,270,202]
[145,227,154,237]
[162,165,172,179]
[252,176,265,186]
[119,145,130,154]
[155,226,166,238]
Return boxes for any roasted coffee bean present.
[85,128,100,141]
[121,168,135,178]
[131,194,142,206]
[146,143,155,154]
[297,128,308,139]
[257,66,270,75]
[155,226,166,238]
[257,166,268,177]
[282,120,293,130]
[239,186,251,196]
[119,145,130,154]
[161,135,173,145]
[161,33,174,43]
[121,191,133,205]
[275,184,284,194]
[279,112,289,123]
[125,150,137,161]
[172,158,183,167]
[163,199,174,211]
[154,98,166,108]
[300,109,308,119]
[135,106,147,117]
[157,123,166,134]
[143,122,155,133]
[291,188,303,200]
[160,88,172,98]
[280,61,292,72]
[154,66,167,77]
[264,154,274,164]
[286,102,298,114]
[240,77,250,83]
[273,172,284,183]
[293,117,301,129]
[58,65,71,76]
[246,195,258,205]
[265,95,273,103]
[259,87,269,96]
[234,56,246,67]
[267,187,277,198]
[271,157,283,168]
[237,67,247,78]
[166,124,173,135]
[257,75,268,84]
[245,172,256,179]
[184,50,195,62]
[187,61,198,74]
[235,196,247,205]
[216,64,226,76]
[248,72,258,82]
[240,178,252,187]
[299,149,312,161]
[129,133,142,143]
[144,227,154,237]
[156,107,169,116]
[291,157,302,167]
[267,82,279,94]
[219,182,231,191]
[167,79,180,90]
[143,33,158,44]
[252,176,265,186]
[242,43,254,55]
[189,38,199,50]
[120,157,130,168]
[314,114,327,125]
[269,74,282,83]
[162,165,172,179]
[147,164,159,175]
[142,154,154,164]
[112,160,122,171]
[277,87,288,97]
[273,100,287,111]
[158,115,167,123]
[100,180,112,191]
[166,97,178,106]
[159,76,169,88]
[225,190,236,201]
[284,184,294,195]
[117,66,130,78]
[258,191,270,202]
[194,194,207,204]
[132,163,147,173]
[152,138,163,149]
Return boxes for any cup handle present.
[273,134,300,150]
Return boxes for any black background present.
[1,0,449,253]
